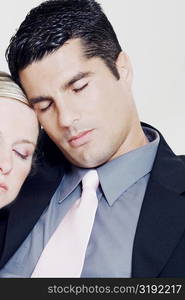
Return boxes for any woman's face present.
[0,98,39,208]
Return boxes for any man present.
[0,0,185,277]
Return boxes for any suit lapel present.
[132,126,185,277]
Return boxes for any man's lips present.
[68,129,94,147]
[0,183,8,192]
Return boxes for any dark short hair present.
[6,0,122,85]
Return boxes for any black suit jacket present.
[0,123,185,277]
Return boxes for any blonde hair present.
[0,71,29,105]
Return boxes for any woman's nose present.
[0,152,13,175]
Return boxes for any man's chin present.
[68,156,107,169]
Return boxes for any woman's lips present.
[68,130,94,148]
[0,183,8,192]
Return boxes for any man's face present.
[20,39,136,168]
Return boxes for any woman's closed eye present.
[13,149,30,160]
[13,144,34,161]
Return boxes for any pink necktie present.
[31,170,99,278]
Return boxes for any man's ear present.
[116,51,133,88]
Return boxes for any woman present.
[0,71,39,209]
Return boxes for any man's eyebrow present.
[13,139,36,147]
[29,96,54,106]
[29,72,92,105]
[64,71,92,89]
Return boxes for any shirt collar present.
[58,126,159,205]
[58,165,86,203]
[97,126,159,206]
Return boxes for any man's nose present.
[57,102,80,128]
[0,152,13,175]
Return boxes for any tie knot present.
[82,170,99,191]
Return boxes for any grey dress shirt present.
[0,127,159,278]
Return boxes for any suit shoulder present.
[177,155,185,165]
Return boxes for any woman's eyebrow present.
[13,139,36,147]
